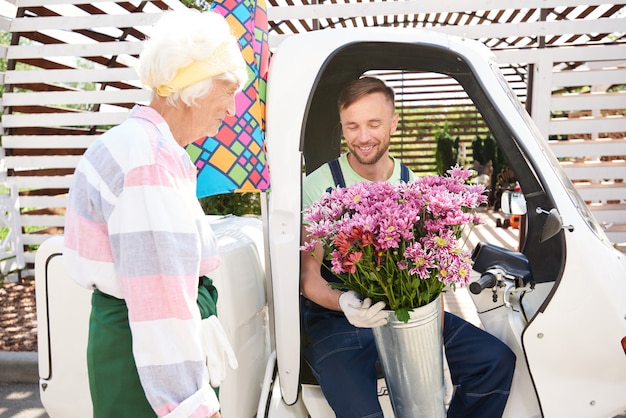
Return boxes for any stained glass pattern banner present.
[186,0,270,198]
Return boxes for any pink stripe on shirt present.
[121,274,199,322]
[125,164,176,187]
[64,209,113,262]
[154,402,213,417]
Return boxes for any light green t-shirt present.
[302,153,415,212]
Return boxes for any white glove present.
[201,316,238,388]
[339,290,390,328]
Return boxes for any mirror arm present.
[535,207,550,215]
[536,207,574,232]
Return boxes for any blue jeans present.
[301,297,516,418]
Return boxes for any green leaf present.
[395,308,410,323]
[329,282,350,291]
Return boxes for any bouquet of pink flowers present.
[302,166,487,322]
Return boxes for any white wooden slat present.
[0,16,11,33]
[20,214,65,227]
[605,224,626,233]
[19,195,68,209]
[267,0,619,21]
[433,18,626,43]
[21,234,58,247]
[0,44,7,59]
[575,183,626,202]
[2,135,99,149]
[550,93,626,112]
[6,41,144,59]
[552,69,626,87]
[14,0,185,10]
[561,161,626,181]
[1,111,129,128]
[605,231,626,244]
[16,0,124,5]
[8,176,73,189]
[4,155,82,170]
[588,204,626,224]
[269,18,626,48]
[2,89,151,106]
[549,117,626,135]
[23,255,35,266]
[4,68,140,84]
[549,139,626,158]
[9,12,162,32]
[548,44,626,64]
[579,188,626,203]
[494,44,626,66]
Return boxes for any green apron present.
[87,276,219,417]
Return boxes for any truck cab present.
[36,27,626,418]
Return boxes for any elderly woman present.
[63,9,247,418]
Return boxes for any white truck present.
[36,28,626,418]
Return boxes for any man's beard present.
[348,144,387,165]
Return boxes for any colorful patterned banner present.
[186,0,270,198]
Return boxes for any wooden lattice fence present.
[0,0,624,273]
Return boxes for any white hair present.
[137,9,248,107]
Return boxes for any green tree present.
[434,124,459,175]
[200,192,261,216]
[0,31,10,98]
[181,0,212,11]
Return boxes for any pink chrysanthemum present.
[301,165,486,316]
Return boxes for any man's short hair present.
[337,76,396,111]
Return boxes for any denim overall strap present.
[329,157,410,186]
[328,158,346,188]
[400,163,410,182]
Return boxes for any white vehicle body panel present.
[36,216,268,418]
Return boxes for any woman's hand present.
[210,412,221,418]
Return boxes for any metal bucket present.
[372,296,445,418]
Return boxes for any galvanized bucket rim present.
[386,295,441,328]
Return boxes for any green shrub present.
[200,192,261,216]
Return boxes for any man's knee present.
[498,342,516,380]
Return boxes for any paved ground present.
[0,383,48,418]
[0,351,46,418]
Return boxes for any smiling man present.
[299,76,516,418]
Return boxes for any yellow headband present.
[155,40,246,97]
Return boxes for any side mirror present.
[501,190,526,215]
[537,207,573,242]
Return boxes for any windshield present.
[490,61,613,248]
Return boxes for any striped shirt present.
[63,105,220,417]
